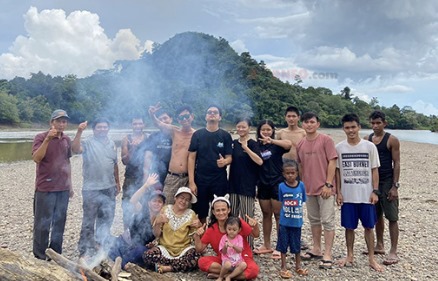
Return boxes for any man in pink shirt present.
[297,112,337,269]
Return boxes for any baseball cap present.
[174,186,197,203]
[51,109,70,120]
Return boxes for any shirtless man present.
[276,106,306,161]
[149,103,196,205]
[364,110,400,266]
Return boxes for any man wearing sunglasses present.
[148,104,196,205]
[188,105,233,224]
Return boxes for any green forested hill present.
[1,31,437,130]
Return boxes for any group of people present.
[31,104,400,280]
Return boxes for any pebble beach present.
[0,129,437,280]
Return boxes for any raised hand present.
[148,102,161,115]
[145,173,159,187]
[46,125,58,140]
[78,121,88,132]
[245,214,258,228]
[196,223,207,236]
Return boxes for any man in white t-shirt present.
[335,113,383,272]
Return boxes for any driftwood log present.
[124,263,174,281]
[0,248,80,280]
[46,248,107,281]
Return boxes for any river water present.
[0,128,437,163]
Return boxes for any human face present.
[177,110,193,126]
[302,117,320,134]
[343,121,361,141]
[131,118,144,134]
[260,124,273,138]
[158,113,172,125]
[285,111,300,127]
[212,201,230,222]
[370,118,386,135]
[283,166,298,185]
[226,223,240,239]
[205,107,221,122]
[148,197,164,214]
[174,193,191,210]
[236,121,250,138]
[51,117,68,132]
[93,122,109,138]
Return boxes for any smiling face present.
[236,120,250,138]
[148,196,164,214]
[174,192,191,211]
[212,201,231,223]
[157,113,172,125]
[260,123,274,138]
[177,109,193,127]
[131,118,144,134]
[343,120,361,141]
[302,116,320,134]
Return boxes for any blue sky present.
[1,0,438,115]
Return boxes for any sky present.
[1,0,437,115]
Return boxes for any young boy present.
[276,160,308,278]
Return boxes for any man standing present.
[32,109,73,260]
[143,109,173,185]
[276,106,306,160]
[149,104,196,205]
[188,105,232,223]
[336,113,383,272]
[364,110,400,265]
[296,112,337,269]
[72,117,120,257]
[121,116,148,229]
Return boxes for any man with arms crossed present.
[364,110,400,265]
[336,113,383,272]
[148,104,196,205]
[296,112,337,269]
[188,105,232,224]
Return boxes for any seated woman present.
[108,173,164,268]
[194,194,260,280]
[143,186,201,273]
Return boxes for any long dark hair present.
[256,119,275,140]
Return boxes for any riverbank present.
[0,132,437,280]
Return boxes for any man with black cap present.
[32,109,73,260]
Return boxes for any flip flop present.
[362,250,385,255]
[295,268,308,276]
[253,246,274,255]
[271,250,281,260]
[301,251,323,260]
[207,273,219,279]
[383,257,399,265]
[319,260,333,269]
[280,270,293,279]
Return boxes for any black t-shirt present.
[188,128,233,185]
[124,134,148,182]
[259,143,288,186]
[228,139,261,197]
[143,131,172,183]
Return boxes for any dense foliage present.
[0,32,435,130]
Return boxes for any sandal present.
[319,260,333,269]
[280,270,293,279]
[295,268,308,276]
[301,251,323,260]
[253,246,274,255]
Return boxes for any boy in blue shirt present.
[276,160,308,278]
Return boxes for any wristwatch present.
[324,182,334,188]
[372,189,381,196]
[393,182,400,189]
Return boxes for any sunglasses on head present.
[178,114,191,120]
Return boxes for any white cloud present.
[412,100,438,116]
[230,39,248,54]
[369,85,414,94]
[0,7,147,79]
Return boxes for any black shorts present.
[376,177,399,222]
[257,182,279,200]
